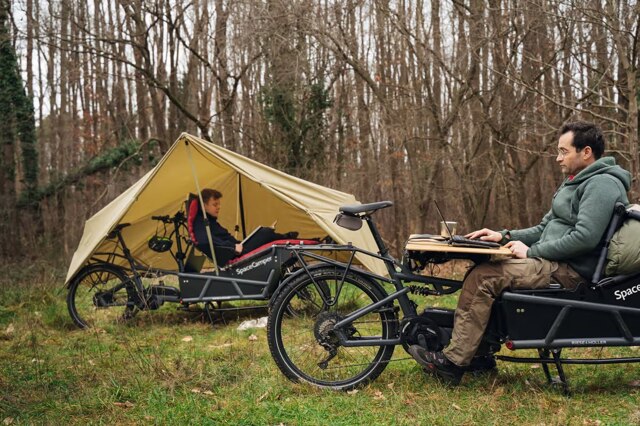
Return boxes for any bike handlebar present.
[152,212,186,224]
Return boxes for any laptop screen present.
[434,201,454,239]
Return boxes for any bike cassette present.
[400,316,447,352]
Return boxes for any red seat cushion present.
[187,198,199,243]
[227,239,320,266]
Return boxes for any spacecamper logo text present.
[614,283,640,301]
[235,256,273,275]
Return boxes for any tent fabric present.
[66,133,387,282]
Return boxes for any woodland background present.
[1,0,639,261]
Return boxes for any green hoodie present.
[503,156,630,279]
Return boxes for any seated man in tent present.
[188,188,298,266]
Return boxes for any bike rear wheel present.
[67,264,139,329]
[267,266,397,390]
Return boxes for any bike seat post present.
[365,216,390,259]
[113,229,135,271]
[173,215,186,272]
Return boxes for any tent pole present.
[238,175,246,238]
[234,174,240,239]
[185,140,219,275]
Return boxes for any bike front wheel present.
[267,266,398,390]
[67,264,139,329]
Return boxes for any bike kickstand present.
[538,348,552,384]
[551,349,570,396]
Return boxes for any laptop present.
[433,201,501,249]
[240,225,282,253]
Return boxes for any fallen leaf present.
[347,389,359,395]
[203,390,214,396]
[5,324,14,334]
[452,403,461,410]
[191,388,202,394]
[530,364,540,369]
[248,334,258,341]
[88,360,95,366]
[113,401,134,408]
[256,391,269,402]
[373,390,385,400]
[3,418,14,425]
[182,336,193,342]
[386,382,394,390]
[629,380,640,387]
[582,420,602,425]
[404,398,415,405]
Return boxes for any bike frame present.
[282,215,462,347]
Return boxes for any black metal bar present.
[333,287,410,330]
[592,203,627,283]
[292,244,395,268]
[551,349,570,395]
[238,175,246,238]
[292,249,393,285]
[336,338,401,347]
[497,355,640,364]
[538,349,553,383]
[544,306,571,346]
[613,311,634,342]
[173,215,186,272]
[395,273,463,290]
[594,272,640,289]
[291,250,327,300]
[507,337,640,349]
[182,294,265,303]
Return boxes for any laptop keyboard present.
[450,235,501,248]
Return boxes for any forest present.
[2,0,639,260]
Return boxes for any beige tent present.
[66,133,386,283]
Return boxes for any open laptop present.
[240,219,284,253]
[434,201,501,249]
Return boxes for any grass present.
[1,259,640,425]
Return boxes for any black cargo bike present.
[66,208,321,329]
[266,201,640,392]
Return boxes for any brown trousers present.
[443,258,584,366]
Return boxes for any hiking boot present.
[465,355,497,374]
[407,345,464,386]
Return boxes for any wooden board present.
[405,240,514,256]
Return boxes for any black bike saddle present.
[340,201,393,216]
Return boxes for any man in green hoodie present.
[409,121,631,385]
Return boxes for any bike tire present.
[67,263,139,329]
[267,266,398,390]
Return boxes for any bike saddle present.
[340,201,393,216]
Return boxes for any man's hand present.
[465,228,502,242]
[235,243,243,253]
[505,241,529,258]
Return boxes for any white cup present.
[440,221,458,237]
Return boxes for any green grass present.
[1,261,640,425]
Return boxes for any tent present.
[66,133,386,283]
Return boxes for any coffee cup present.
[440,221,458,237]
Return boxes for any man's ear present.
[583,145,593,159]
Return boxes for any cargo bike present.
[266,201,640,392]
[64,134,378,329]
[66,206,322,329]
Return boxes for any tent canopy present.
[66,133,386,282]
